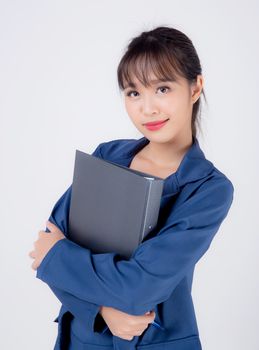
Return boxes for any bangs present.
[118,43,184,90]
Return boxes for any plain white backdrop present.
[0,1,258,349]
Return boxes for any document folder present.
[68,149,164,259]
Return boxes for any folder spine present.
[140,179,164,243]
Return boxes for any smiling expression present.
[122,73,202,144]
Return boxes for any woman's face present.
[123,73,203,144]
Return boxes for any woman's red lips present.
[144,118,169,126]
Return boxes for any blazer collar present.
[112,135,214,195]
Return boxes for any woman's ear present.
[191,74,204,103]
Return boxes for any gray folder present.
[68,149,164,259]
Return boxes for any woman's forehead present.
[122,60,183,89]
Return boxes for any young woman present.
[29,26,234,350]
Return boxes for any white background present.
[0,1,258,349]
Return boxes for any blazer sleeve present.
[48,284,107,333]
[41,142,108,333]
[36,156,234,317]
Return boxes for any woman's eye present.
[126,90,139,97]
[157,86,170,94]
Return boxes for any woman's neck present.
[142,133,193,168]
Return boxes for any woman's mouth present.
[144,118,169,131]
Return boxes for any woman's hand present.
[28,220,66,270]
[99,306,155,340]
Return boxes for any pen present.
[151,320,165,330]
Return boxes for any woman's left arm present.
[35,175,234,316]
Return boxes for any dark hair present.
[117,26,207,138]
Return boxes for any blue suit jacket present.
[36,136,234,350]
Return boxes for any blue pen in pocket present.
[151,320,165,331]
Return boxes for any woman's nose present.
[141,95,159,115]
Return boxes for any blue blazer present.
[36,136,234,350]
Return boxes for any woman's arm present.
[36,173,234,316]
[47,280,157,336]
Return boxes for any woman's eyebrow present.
[149,78,174,84]
[124,79,176,90]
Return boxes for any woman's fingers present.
[121,312,154,337]
[31,260,38,270]
[28,250,35,259]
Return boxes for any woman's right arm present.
[48,283,154,338]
